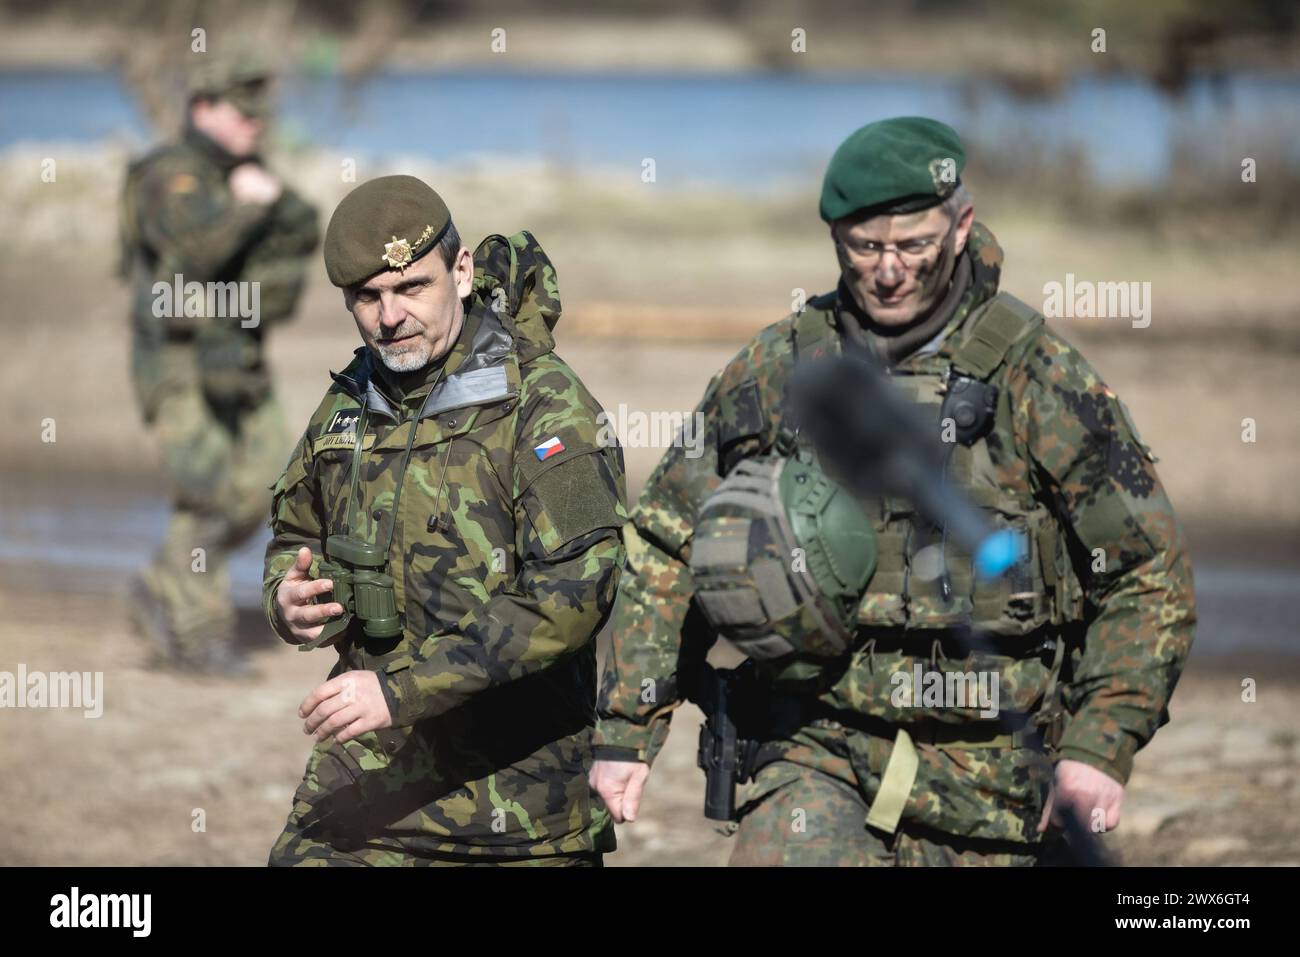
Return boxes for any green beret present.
[819,116,966,223]
[323,175,453,288]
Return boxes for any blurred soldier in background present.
[590,117,1196,865]
[118,54,320,676]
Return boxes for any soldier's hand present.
[299,671,393,745]
[229,162,282,206]
[1037,758,1124,834]
[589,759,651,824]
[273,546,344,645]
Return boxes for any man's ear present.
[452,246,473,299]
[829,220,851,267]
[954,203,976,255]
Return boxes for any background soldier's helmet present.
[186,53,272,119]
[689,454,876,688]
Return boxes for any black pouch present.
[940,374,998,446]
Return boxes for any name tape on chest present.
[315,431,375,452]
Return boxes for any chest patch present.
[324,408,364,434]
[317,407,373,451]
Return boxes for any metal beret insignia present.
[380,224,436,271]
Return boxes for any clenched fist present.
[229,161,282,206]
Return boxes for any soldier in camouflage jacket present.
[590,118,1196,866]
[264,176,625,865]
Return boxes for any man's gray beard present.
[376,339,431,373]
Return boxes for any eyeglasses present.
[835,218,957,267]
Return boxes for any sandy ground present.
[1,585,1296,867]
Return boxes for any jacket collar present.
[181,123,251,174]
[329,308,515,422]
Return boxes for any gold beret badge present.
[381,224,436,271]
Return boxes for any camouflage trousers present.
[268,736,605,867]
[727,720,1054,867]
[134,376,287,663]
[269,722,615,867]
[267,830,603,867]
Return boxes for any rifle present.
[785,350,1111,867]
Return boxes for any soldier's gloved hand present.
[273,547,345,645]
[299,671,393,745]
[229,162,283,206]
[1037,758,1124,835]
[589,760,651,824]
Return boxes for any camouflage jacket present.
[263,232,627,860]
[120,125,319,413]
[594,223,1196,842]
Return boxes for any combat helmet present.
[689,452,876,690]
[186,52,273,119]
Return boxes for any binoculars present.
[299,534,401,651]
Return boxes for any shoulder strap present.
[951,291,1044,381]
[792,293,838,361]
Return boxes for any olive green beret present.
[819,116,966,223]
[323,175,453,288]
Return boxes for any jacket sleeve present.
[594,323,789,764]
[378,369,629,728]
[590,449,704,763]
[240,186,321,326]
[1009,330,1196,784]
[135,154,275,283]
[262,427,326,643]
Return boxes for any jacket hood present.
[470,230,561,365]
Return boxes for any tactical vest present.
[792,291,1085,638]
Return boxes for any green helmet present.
[689,453,877,689]
[186,53,273,118]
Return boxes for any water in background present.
[1,68,1298,189]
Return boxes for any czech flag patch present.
[533,436,565,461]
